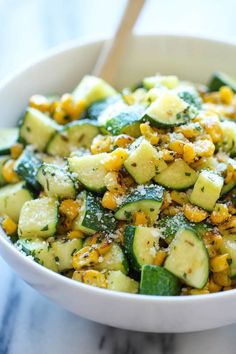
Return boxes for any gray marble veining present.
[1,0,236,353]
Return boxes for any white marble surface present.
[1,0,236,353]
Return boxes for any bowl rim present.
[1,33,236,304]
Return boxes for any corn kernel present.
[219,216,236,235]
[101,191,117,210]
[189,289,209,295]
[2,216,17,235]
[29,94,50,112]
[85,234,112,255]
[162,205,182,216]
[68,230,84,239]
[183,143,196,163]
[91,136,112,154]
[72,246,99,270]
[162,149,175,161]
[133,211,148,226]
[60,94,74,115]
[104,172,125,194]
[225,163,235,184]
[184,203,208,223]
[208,277,222,293]
[213,269,231,287]
[177,123,202,138]
[2,159,20,183]
[59,199,80,220]
[169,140,185,154]
[153,250,167,266]
[223,286,233,291]
[194,139,215,158]
[210,254,229,273]
[102,148,129,171]
[72,99,86,119]
[53,107,68,125]
[140,122,159,145]
[210,203,230,225]
[10,143,24,160]
[113,134,134,148]
[170,191,188,205]
[220,86,233,105]
[72,270,84,282]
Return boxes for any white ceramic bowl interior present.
[1,34,236,333]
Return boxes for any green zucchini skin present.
[73,191,117,235]
[115,185,164,224]
[86,96,120,120]
[140,265,181,296]
[208,71,236,93]
[14,148,42,191]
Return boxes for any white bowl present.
[1,34,236,333]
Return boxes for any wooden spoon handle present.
[92,0,146,84]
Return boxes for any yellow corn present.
[140,122,159,145]
[177,123,202,138]
[153,250,167,266]
[113,134,134,148]
[225,163,235,184]
[168,140,185,154]
[2,216,17,235]
[162,149,175,161]
[53,107,68,125]
[170,190,188,205]
[29,94,50,112]
[210,203,230,225]
[59,199,80,220]
[189,289,210,295]
[91,136,112,154]
[162,205,182,216]
[102,148,129,171]
[133,211,148,226]
[208,277,222,293]
[72,246,99,270]
[68,230,85,239]
[103,171,125,194]
[60,94,74,114]
[72,270,107,288]
[10,143,24,159]
[183,143,196,163]
[184,203,208,223]
[72,99,87,119]
[220,86,233,105]
[101,191,117,210]
[85,234,112,255]
[2,159,20,183]
[219,216,236,235]
[223,286,233,291]
[194,139,215,158]
[210,254,229,273]
[213,269,231,287]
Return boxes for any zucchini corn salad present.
[1,72,236,296]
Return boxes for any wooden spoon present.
[92,0,146,84]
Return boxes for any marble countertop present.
[1,0,236,353]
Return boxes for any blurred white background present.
[0,0,236,79]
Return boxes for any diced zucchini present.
[164,227,209,289]
[0,128,18,155]
[36,163,76,199]
[19,108,59,151]
[107,270,139,293]
[124,137,167,184]
[73,75,117,106]
[115,185,164,225]
[220,121,236,156]
[0,182,32,222]
[73,191,117,235]
[158,213,210,244]
[190,170,224,211]
[16,238,58,272]
[0,156,9,186]
[86,96,121,120]
[208,71,236,93]
[18,197,58,239]
[101,104,144,137]
[68,153,107,193]
[51,237,83,272]
[220,235,236,278]
[177,89,202,110]
[143,75,179,90]
[14,148,42,191]
[143,92,189,128]
[46,120,99,157]
[94,243,128,274]
[124,226,160,272]
[140,265,181,296]
[153,159,197,190]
